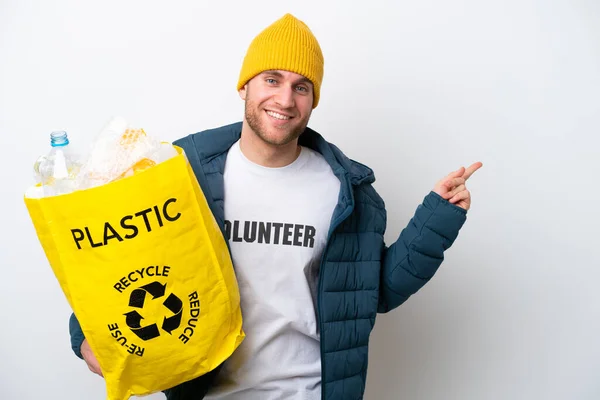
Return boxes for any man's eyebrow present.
[261,70,284,78]
[295,77,313,86]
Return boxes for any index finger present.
[462,162,483,180]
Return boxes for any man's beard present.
[244,98,309,146]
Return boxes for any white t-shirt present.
[205,140,340,400]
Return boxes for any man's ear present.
[239,84,247,100]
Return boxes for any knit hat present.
[237,13,324,108]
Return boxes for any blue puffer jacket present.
[69,122,467,400]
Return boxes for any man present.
[69,13,482,400]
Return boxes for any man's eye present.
[296,86,308,92]
[266,78,277,84]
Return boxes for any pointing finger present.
[462,162,483,180]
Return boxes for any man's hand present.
[433,162,483,211]
[81,339,103,377]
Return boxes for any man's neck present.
[239,125,301,168]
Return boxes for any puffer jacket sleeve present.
[69,312,85,359]
[378,191,467,313]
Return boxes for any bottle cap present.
[50,131,69,147]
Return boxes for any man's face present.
[240,70,314,146]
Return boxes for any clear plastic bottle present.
[34,131,81,196]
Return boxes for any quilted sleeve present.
[68,312,85,359]
[378,191,467,313]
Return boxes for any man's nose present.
[273,86,295,108]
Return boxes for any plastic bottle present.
[34,131,80,196]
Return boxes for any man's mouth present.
[266,110,292,120]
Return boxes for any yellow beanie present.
[237,13,324,108]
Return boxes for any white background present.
[2,0,599,399]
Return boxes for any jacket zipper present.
[318,199,354,399]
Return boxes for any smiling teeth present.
[266,111,291,120]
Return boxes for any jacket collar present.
[193,121,375,186]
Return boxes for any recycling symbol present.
[124,281,183,341]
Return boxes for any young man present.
[69,13,482,400]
